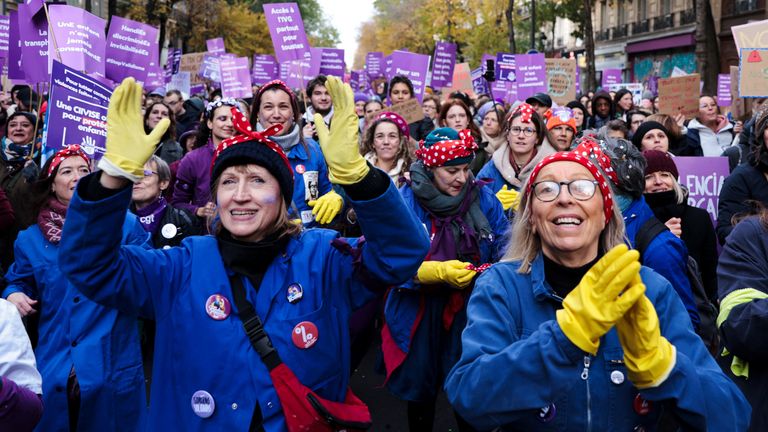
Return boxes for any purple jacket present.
[170,142,214,215]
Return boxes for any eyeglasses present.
[509,126,536,137]
[143,169,157,177]
[532,179,599,202]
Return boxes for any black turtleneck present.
[217,230,289,288]
[543,253,601,300]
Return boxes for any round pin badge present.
[286,283,303,304]
[291,321,319,349]
[610,370,625,385]
[191,390,215,418]
[633,394,652,415]
[205,294,231,320]
[161,223,178,239]
[537,403,556,422]
[295,164,306,174]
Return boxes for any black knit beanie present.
[632,121,669,150]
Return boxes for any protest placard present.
[0,16,9,60]
[180,53,205,89]
[168,71,191,98]
[658,74,701,118]
[731,19,768,52]
[18,2,49,83]
[46,61,112,158]
[675,157,729,226]
[219,56,252,99]
[431,42,456,89]
[515,53,547,101]
[729,65,746,120]
[282,48,321,89]
[606,83,644,105]
[389,50,430,102]
[442,62,474,99]
[717,74,732,107]
[495,52,515,82]
[739,48,768,98]
[388,98,424,124]
[252,54,278,85]
[319,48,344,78]
[601,68,622,88]
[471,66,485,96]
[144,61,165,90]
[366,52,384,80]
[545,58,577,105]
[6,11,21,80]
[263,2,310,64]
[206,37,225,55]
[199,53,221,82]
[105,16,158,84]
[48,5,106,77]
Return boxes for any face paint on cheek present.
[262,191,279,205]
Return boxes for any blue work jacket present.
[444,254,750,431]
[58,178,429,431]
[2,214,150,432]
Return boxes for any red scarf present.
[37,197,67,244]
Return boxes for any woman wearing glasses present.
[478,103,555,213]
[445,139,750,431]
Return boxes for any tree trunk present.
[505,0,516,53]
[583,0,596,92]
[695,0,720,94]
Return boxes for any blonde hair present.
[503,177,627,273]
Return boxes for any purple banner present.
[206,37,225,55]
[515,53,547,101]
[389,50,430,103]
[0,16,9,60]
[219,56,252,99]
[319,48,344,78]
[263,2,310,64]
[105,16,158,85]
[18,2,49,83]
[7,11,21,80]
[431,42,456,89]
[199,53,221,82]
[717,74,732,107]
[350,70,360,91]
[46,61,112,158]
[144,61,166,90]
[366,52,384,80]
[282,48,321,89]
[252,54,278,85]
[48,5,106,77]
[601,68,622,88]
[675,157,730,226]
[495,52,516,82]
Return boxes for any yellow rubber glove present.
[556,245,645,355]
[307,189,344,224]
[98,78,170,182]
[496,185,520,211]
[314,76,369,185]
[417,260,476,289]
[616,290,676,389]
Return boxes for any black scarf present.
[644,190,685,223]
[217,230,289,287]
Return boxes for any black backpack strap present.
[634,217,669,256]
[228,274,281,432]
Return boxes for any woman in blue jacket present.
[444,142,750,431]
[382,127,508,431]
[58,77,429,431]
[3,145,151,431]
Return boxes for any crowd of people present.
[0,68,765,431]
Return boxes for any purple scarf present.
[37,197,67,244]
[135,196,168,235]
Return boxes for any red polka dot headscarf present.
[47,145,90,177]
[525,139,616,224]
[415,127,478,167]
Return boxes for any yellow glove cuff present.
[97,155,143,182]
[625,338,676,389]
[556,308,599,355]
[327,159,370,185]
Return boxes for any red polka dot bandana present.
[376,111,410,140]
[212,107,293,174]
[507,102,535,123]
[574,137,619,185]
[256,79,295,102]
[47,145,89,177]
[415,129,478,167]
[526,147,614,224]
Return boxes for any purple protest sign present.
[319,48,344,78]
[350,70,360,91]
[199,53,221,82]
[6,11,21,80]
[252,54,278,85]
[495,52,516,82]
[18,2,49,83]
[491,81,517,104]
[0,16,9,60]
[601,68,622,88]
[206,37,225,55]
[717,74,732,107]
[515,53,547,101]
[366,52,384,80]
[48,5,106,77]
[384,55,392,81]
[145,62,166,90]
[431,42,456,89]
[359,71,370,93]
[576,65,581,94]
[26,0,45,17]
[471,66,485,95]
[46,61,112,158]
[219,56,252,99]
[389,50,430,103]
[675,157,729,226]
[105,16,158,84]
[170,48,182,75]
[282,48,321,89]
[263,3,310,64]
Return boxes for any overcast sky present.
[321,0,375,67]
